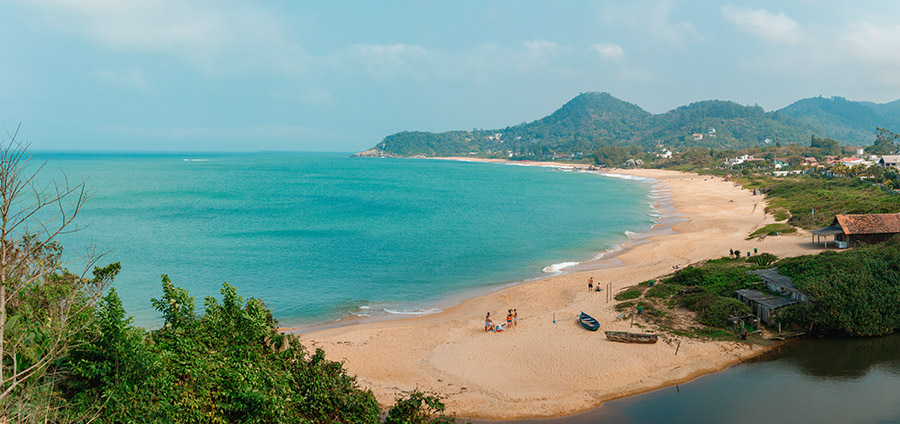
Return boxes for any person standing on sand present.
[513,309,518,327]
[507,309,513,329]
[485,313,494,332]
[588,277,594,291]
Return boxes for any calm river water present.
[489,333,900,424]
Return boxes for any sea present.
[35,152,657,328]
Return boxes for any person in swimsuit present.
[513,309,518,326]
[588,277,593,291]
[485,312,494,332]
[507,309,513,329]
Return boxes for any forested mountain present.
[778,96,900,144]
[359,92,900,158]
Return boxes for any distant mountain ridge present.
[359,92,900,158]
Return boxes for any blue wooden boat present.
[579,311,600,331]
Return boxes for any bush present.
[699,298,752,327]
[385,390,457,424]
[777,243,900,336]
[645,283,682,299]
[614,288,643,301]
[747,253,778,266]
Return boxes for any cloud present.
[349,43,428,79]
[591,43,624,60]
[603,1,700,49]
[14,0,310,75]
[722,5,802,44]
[841,20,900,66]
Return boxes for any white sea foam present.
[383,307,442,316]
[600,173,649,181]
[625,230,638,239]
[542,261,579,273]
[183,158,210,162]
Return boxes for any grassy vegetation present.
[614,288,644,301]
[748,223,797,238]
[738,175,900,229]
[609,256,778,340]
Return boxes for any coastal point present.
[303,167,820,419]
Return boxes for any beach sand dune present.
[301,168,819,419]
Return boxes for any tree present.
[810,136,841,156]
[0,127,117,418]
[866,127,899,155]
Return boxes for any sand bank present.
[299,166,820,419]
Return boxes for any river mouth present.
[471,333,900,424]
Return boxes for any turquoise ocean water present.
[36,152,655,328]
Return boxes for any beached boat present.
[579,311,600,331]
[604,330,658,344]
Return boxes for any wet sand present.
[298,166,820,419]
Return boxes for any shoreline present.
[286,160,667,334]
[299,162,822,419]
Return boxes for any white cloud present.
[722,5,802,44]
[592,43,624,60]
[15,0,310,75]
[603,1,700,49]
[841,20,900,66]
[350,43,428,79]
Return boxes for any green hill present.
[361,92,900,158]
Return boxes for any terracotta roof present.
[834,213,900,234]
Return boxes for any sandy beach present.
[299,165,821,419]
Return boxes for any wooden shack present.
[811,213,900,248]
[747,268,812,303]
[735,289,798,325]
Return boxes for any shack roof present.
[747,268,798,291]
[811,224,844,236]
[736,289,798,310]
[833,213,900,235]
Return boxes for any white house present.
[880,155,900,169]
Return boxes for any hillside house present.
[812,213,900,248]
[879,155,900,169]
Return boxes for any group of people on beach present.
[484,309,517,332]
[587,276,602,292]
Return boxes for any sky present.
[3,0,900,152]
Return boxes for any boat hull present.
[579,311,600,331]
[605,330,658,343]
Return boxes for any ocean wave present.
[600,173,649,181]
[542,261,579,273]
[382,307,442,316]
[183,158,210,162]
[625,230,638,239]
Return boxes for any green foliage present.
[64,277,382,424]
[866,127,900,155]
[370,93,819,158]
[699,298,752,327]
[776,243,900,336]
[747,253,778,267]
[668,264,761,297]
[749,224,796,238]
[758,176,900,229]
[384,390,458,424]
[614,301,635,312]
[810,136,841,156]
[614,288,643,301]
[645,283,681,299]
